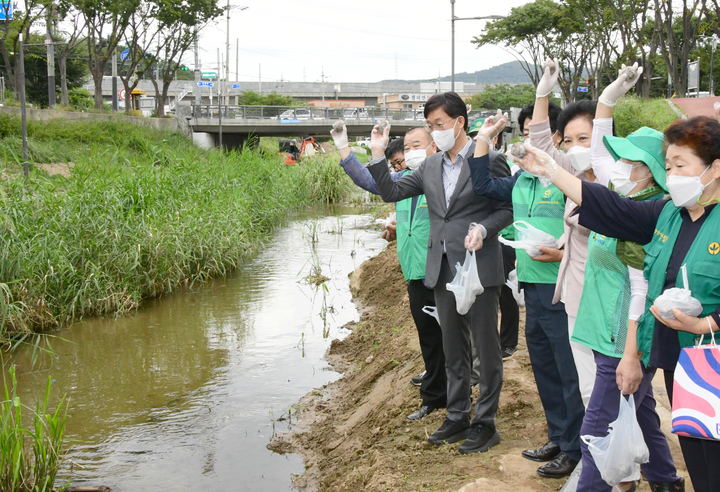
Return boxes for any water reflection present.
[9,205,386,491]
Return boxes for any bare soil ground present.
[270,245,691,491]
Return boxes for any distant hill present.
[382,61,534,84]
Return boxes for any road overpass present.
[182,104,427,149]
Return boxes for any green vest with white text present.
[637,202,720,366]
[395,170,430,282]
[511,173,565,284]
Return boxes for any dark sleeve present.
[367,157,424,203]
[468,154,521,202]
[338,152,380,195]
[578,181,668,244]
[478,151,514,238]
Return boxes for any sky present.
[193,0,534,85]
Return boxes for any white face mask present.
[566,145,592,171]
[431,118,460,152]
[404,145,431,170]
[666,166,716,208]
[610,160,651,196]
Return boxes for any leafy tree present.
[118,1,159,112]
[465,84,560,110]
[237,90,299,106]
[0,0,47,97]
[24,32,87,107]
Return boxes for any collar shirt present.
[442,138,472,208]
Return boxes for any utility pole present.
[46,6,56,108]
[235,38,239,81]
[18,34,28,177]
[194,31,200,108]
[226,0,230,107]
[258,64,261,92]
[112,46,118,112]
[321,66,325,107]
[450,0,455,92]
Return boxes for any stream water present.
[10,204,387,491]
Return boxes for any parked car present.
[272,109,324,120]
[404,109,425,120]
[356,138,372,147]
[343,108,370,119]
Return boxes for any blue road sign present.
[281,119,301,124]
[198,81,214,87]
[232,84,240,89]
[0,2,12,20]
[121,50,129,62]
[577,87,589,92]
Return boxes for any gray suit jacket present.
[368,143,513,289]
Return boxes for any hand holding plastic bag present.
[422,306,441,325]
[464,222,485,252]
[446,249,484,315]
[498,220,559,258]
[581,393,649,487]
[375,212,396,228]
[505,269,525,308]
[654,265,703,319]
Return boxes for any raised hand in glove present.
[474,109,508,148]
[599,62,643,108]
[330,120,348,150]
[536,58,560,99]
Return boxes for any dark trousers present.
[407,279,446,408]
[524,283,584,461]
[664,370,720,492]
[578,352,679,491]
[499,245,519,349]
[434,256,503,426]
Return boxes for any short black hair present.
[423,92,469,131]
[557,100,598,138]
[519,101,562,134]
[385,138,405,160]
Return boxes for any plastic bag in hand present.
[446,249,484,315]
[375,212,396,228]
[422,306,441,325]
[498,221,559,258]
[654,264,703,319]
[581,393,649,487]
[505,269,525,308]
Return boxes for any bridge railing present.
[191,105,428,122]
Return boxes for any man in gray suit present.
[367,92,513,454]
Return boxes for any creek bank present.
[270,245,691,492]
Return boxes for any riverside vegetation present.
[0,114,356,339]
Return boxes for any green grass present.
[0,115,358,335]
[614,96,681,137]
[0,366,67,492]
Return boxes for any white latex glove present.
[475,109,507,147]
[511,142,559,187]
[599,62,643,107]
[536,58,560,98]
[464,223,485,251]
[370,121,390,151]
[330,120,348,150]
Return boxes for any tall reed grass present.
[0,115,357,334]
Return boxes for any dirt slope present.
[270,245,690,491]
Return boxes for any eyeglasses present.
[391,158,405,168]
[425,118,456,132]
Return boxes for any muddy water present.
[11,205,388,491]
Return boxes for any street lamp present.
[450,0,504,92]
[225,2,248,105]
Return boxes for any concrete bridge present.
[182,105,427,148]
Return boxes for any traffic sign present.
[121,50,129,62]
[232,84,240,89]
[0,2,12,21]
[119,88,126,101]
[198,81,214,87]
[577,87,588,93]
[201,72,217,79]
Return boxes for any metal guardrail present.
[191,105,428,122]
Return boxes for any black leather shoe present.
[407,405,435,420]
[536,453,578,478]
[521,441,561,462]
[649,478,685,492]
[502,346,517,360]
[410,370,426,386]
[458,424,500,454]
[427,417,470,445]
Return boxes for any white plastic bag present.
[498,220,559,258]
[505,269,525,308]
[581,393,649,487]
[375,212,396,227]
[446,249,484,315]
[654,264,703,319]
[422,306,441,325]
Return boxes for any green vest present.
[499,160,517,241]
[573,189,665,358]
[573,234,629,356]
[511,173,565,284]
[637,202,720,366]
[395,170,430,282]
